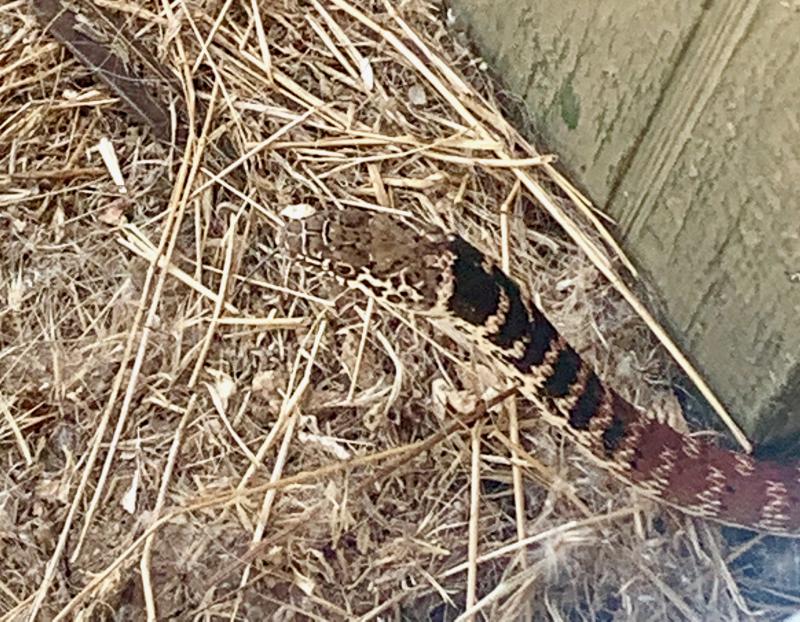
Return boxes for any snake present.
[282,207,800,537]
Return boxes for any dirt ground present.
[0,0,798,620]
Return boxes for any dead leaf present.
[98,204,127,226]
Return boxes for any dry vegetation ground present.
[1,0,799,620]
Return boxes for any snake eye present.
[332,263,355,278]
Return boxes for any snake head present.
[280,206,453,312]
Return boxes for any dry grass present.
[1,0,798,620]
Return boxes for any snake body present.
[283,208,800,536]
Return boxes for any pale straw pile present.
[0,0,796,620]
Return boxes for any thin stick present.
[346,296,374,401]
[0,395,32,465]
[249,0,272,81]
[498,180,531,619]
[466,421,482,619]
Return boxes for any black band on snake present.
[282,207,800,536]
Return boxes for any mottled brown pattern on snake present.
[282,208,800,536]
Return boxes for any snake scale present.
[283,207,800,537]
